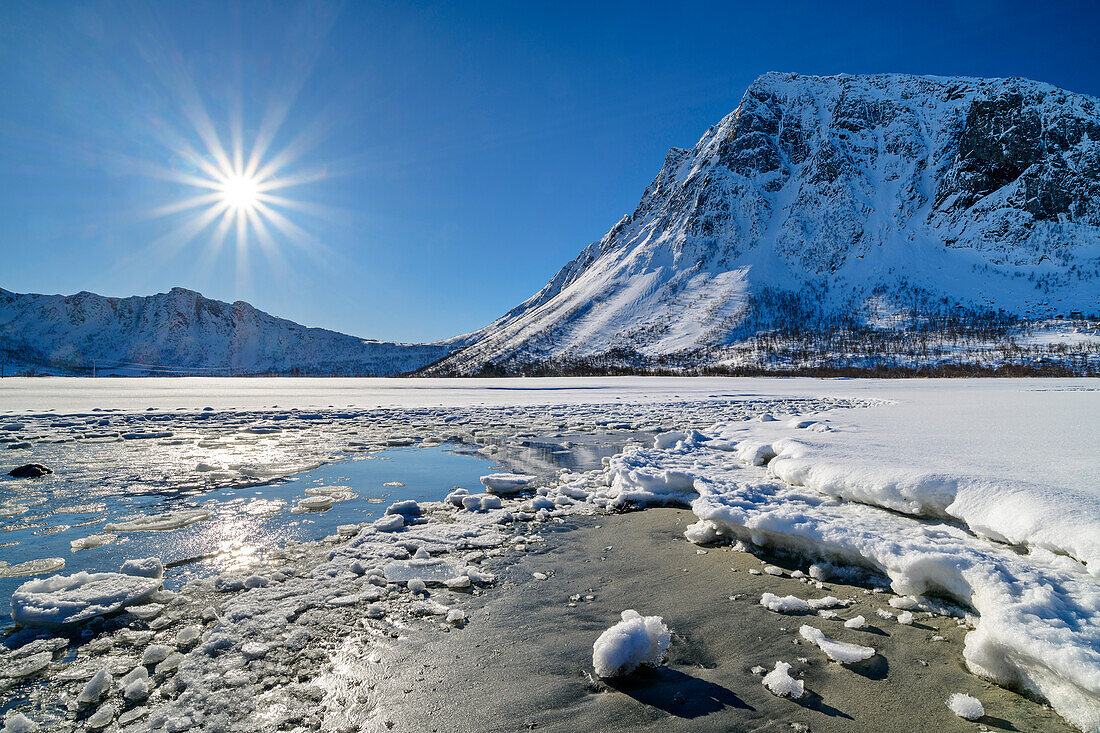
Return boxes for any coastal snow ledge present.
[592,610,671,678]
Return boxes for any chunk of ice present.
[385,500,422,516]
[384,559,465,585]
[12,571,162,628]
[1,713,38,733]
[121,558,163,579]
[104,509,210,532]
[760,593,809,613]
[592,610,671,678]
[762,661,804,698]
[946,692,985,720]
[293,496,333,513]
[799,625,875,664]
[78,667,112,704]
[0,558,65,579]
[70,534,116,552]
[373,514,404,531]
[480,473,536,495]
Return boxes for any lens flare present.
[139,76,334,291]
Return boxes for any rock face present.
[0,287,464,376]
[432,73,1100,374]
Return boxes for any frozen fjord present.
[0,377,1097,732]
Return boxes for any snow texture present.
[597,382,1100,731]
[1,378,1097,732]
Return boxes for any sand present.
[365,508,1074,732]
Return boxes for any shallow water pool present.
[0,445,498,625]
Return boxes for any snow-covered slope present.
[0,287,457,376]
[433,73,1100,374]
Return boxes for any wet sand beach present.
[370,507,1073,733]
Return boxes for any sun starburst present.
[137,76,334,292]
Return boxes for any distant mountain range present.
[430,72,1100,375]
[5,73,1099,377]
[0,287,463,376]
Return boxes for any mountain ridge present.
[429,71,1100,375]
[0,286,461,376]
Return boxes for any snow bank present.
[589,387,1100,732]
[11,571,162,628]
[761,661,804,698]
[592,610,671,678]
[715,390,1100,575]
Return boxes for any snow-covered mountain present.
[432,72,1100,374]
[0,287,459,376]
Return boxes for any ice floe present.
[480,473,536,494]
[12,571,162,628]
[103,509,210,532]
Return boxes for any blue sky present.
[1,1,1097,342]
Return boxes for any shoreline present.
[366,508,1074,732]
[0,382,1094,731]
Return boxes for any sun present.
[219,173,260,212]
[142,78,334,291]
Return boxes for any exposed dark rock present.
[8,463,52,478]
